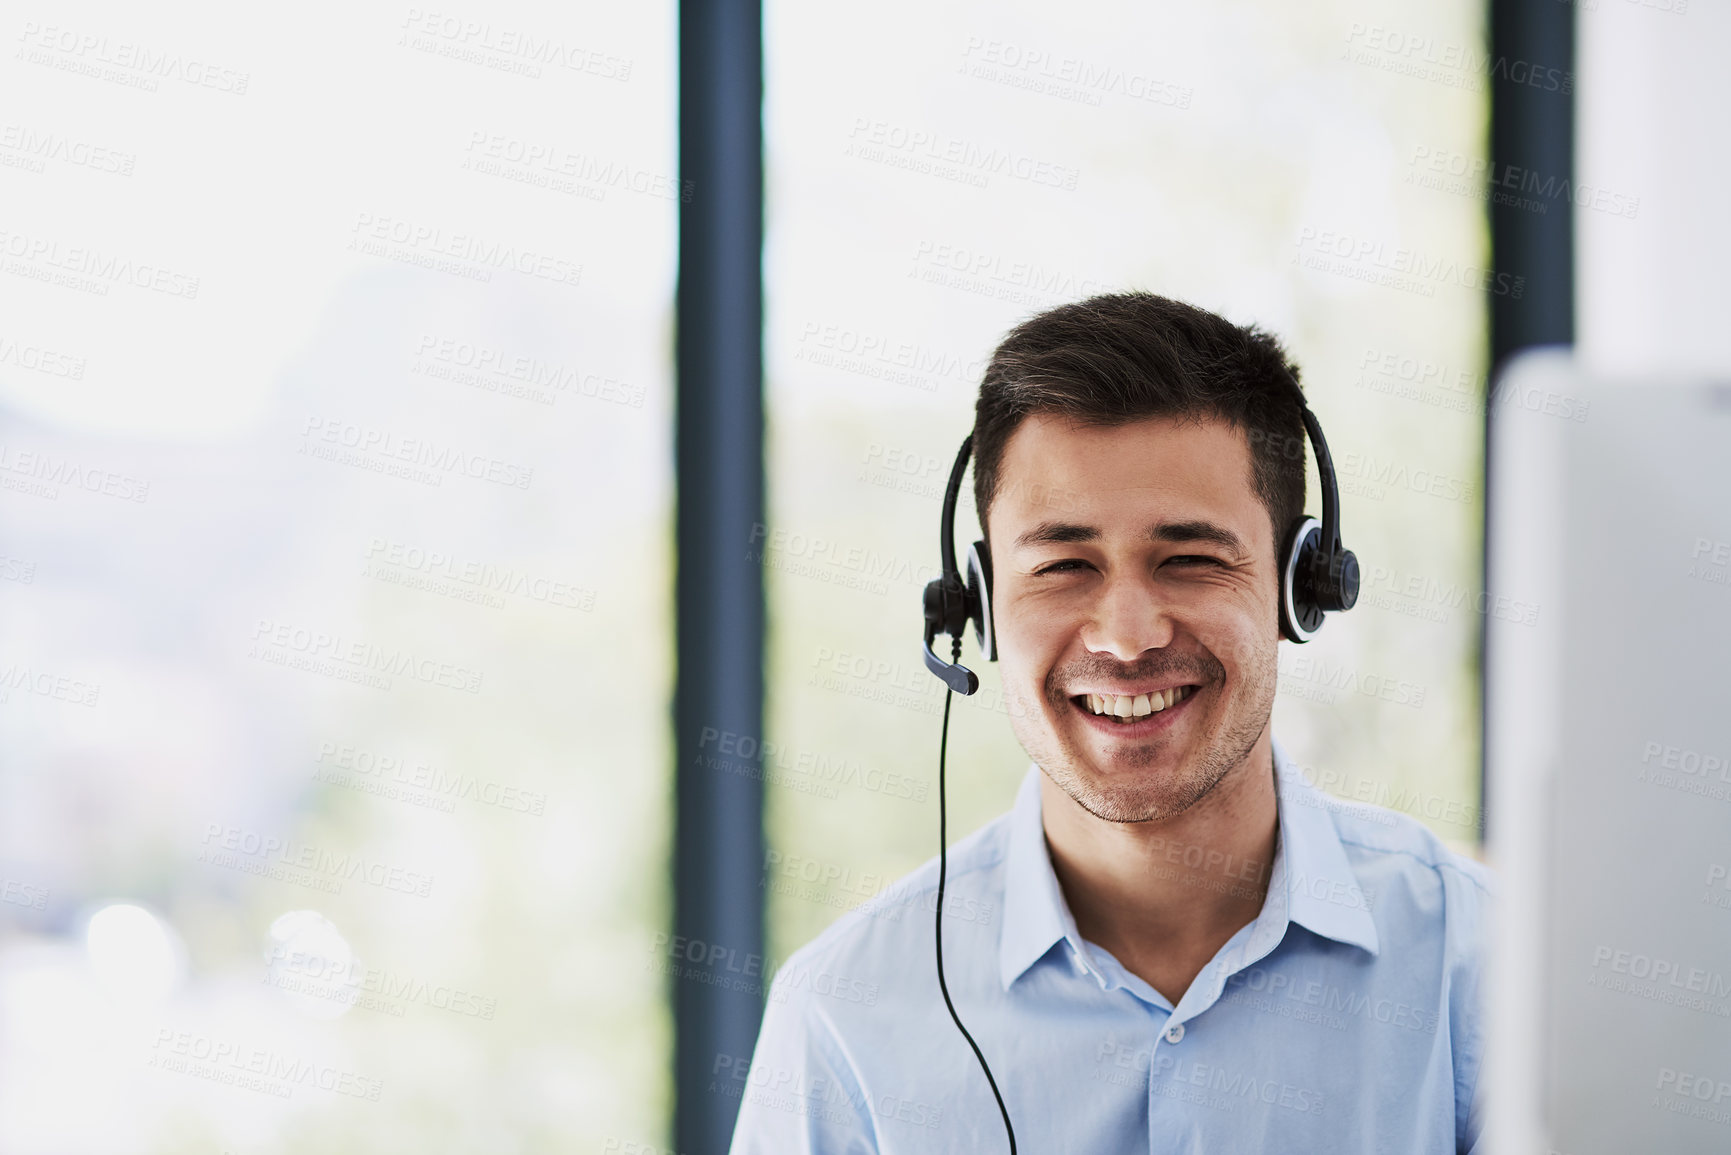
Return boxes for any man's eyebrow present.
[1011,519,1249,554]
[1152,520,1249,555]
[1012,521,1099,549]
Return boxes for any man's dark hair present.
[973,291,1309,556]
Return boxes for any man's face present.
[986,413,1281,824]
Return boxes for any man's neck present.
[1038,731,1280,1005]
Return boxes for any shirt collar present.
[998,762,1082,990]
[998,737,1379,992]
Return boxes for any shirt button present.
[1164,1022,1185,1044]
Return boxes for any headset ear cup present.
[966,540,996,661]
[1321,548,1360,611]
[1279,516,1325,643]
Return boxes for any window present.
[0,5,674,1149]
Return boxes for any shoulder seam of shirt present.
[743,974,884,1148]
[807,991,887,1145]
[1334,828,1496,896]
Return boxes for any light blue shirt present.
[727,738,1493,1154]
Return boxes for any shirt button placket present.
[1147,1013,1181,1152]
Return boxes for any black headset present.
[919,402,1359,1155]
[921,402,1360,695]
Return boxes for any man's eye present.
[1035,560,1090,575]
[1167,555,1222,567]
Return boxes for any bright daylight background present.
[0,2,675,1151]
[0,0,1501,1150]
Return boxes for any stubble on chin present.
[1006,640,1279,825]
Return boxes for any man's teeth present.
[1085,687,1193,720]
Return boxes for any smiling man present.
[729,292,1491,1154]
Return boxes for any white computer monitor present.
[1485,350,1731,1154]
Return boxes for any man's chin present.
[1051,764,1198,825]
[1048,724,1233,822]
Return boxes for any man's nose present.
[1080,572,1176,659]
